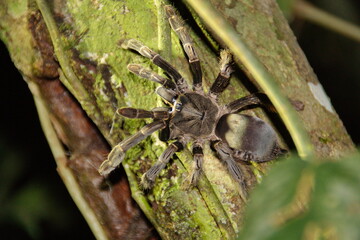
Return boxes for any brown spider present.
[98,6,284,191]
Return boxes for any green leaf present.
[238,152,360,240]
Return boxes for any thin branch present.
[294,0,360,43]
[27,81,109,240]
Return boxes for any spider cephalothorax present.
[99,5,284,191]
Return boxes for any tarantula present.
[98,6,284,190]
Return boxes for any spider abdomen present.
[215,114,279,162]
[170,92,219,137]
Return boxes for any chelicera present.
[99,6,285,191]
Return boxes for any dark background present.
[0,0,359,239]
[0,41,94,239]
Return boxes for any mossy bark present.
[0,0,355,239]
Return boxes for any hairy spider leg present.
[118,107,170,120]
[127,64,176,90]
[225,93,276,114]
[190,142,204,186]
[126,63,178,105]
[141,140,185,189]
[122,39,188,93]
[209,50,234,98]
[98,121,166,176]
[213,141,248,199]
[165,5,202,91]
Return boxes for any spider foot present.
[140,174,155,190]
[209,50,234,98]
[189,170,202,187]
[187,143,204,187]
[233,150,254,162]
[98,146,125,176]
[182,169,202,190]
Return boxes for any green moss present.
[7,0,27,18]
[319,136,330,144]
[144,162,225,239]
[0,1,38,78]
[62,0,163,126]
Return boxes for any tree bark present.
[0,0,355,239]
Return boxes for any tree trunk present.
[0,0,354,239]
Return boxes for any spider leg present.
[121,39,188,93]
[141,140,184,189]
[189,142,204,186]
[233,149,255,162]
[127,64,176,90]
[118,107,170,120]
[156,86,177,104]
[225,93,275,114]
[98,121,166,176]
[233,144,287,163]
[213,141,248,198]
[209,50,234,98]
[165,5,202,91]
